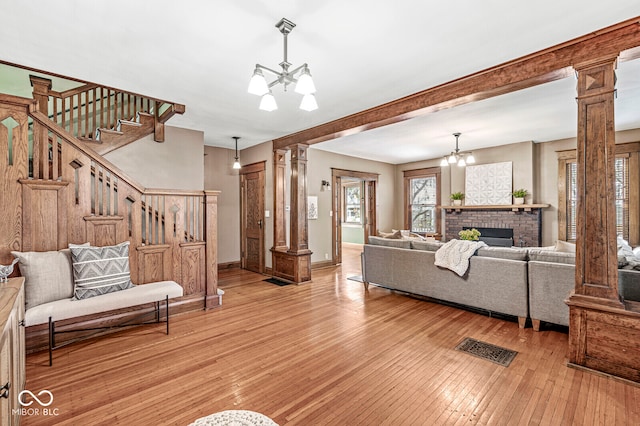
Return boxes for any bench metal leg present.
[46,297,173,366]
[48,317,54,367]
[165,295,169,335]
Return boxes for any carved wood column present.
[289,144,310,253]
[271,144,312,283]
[204,190,221,309]
[570,55,622,305]
[565,55,640,382]
[272,148,288,250]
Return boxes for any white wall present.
[204,146,241,265]
[105,125,204,190]
[307,148,396,263]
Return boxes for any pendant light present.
[232,136,241,170]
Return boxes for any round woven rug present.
[189,410,278,426]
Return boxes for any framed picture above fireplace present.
[465,161,512,205]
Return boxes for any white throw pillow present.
[12,248,78,310]
[555,240,576,253]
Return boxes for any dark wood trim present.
[311,260,334,270]
[403,168,441,234]
[331,169,379,264]
[557,141,640,245]
[331,168,379,181]
[273,17,640,150]
[238,161,266,175]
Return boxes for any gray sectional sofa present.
[362,237,530,327]
[527,248,640,329]
[361,237,640,330]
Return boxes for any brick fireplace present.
[444,207,544,247]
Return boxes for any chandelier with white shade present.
[440,133,475,167]
[247,18,317,112]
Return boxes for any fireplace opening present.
[463,227,513,247]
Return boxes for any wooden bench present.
[24,281,183,365]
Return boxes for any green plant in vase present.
[458,228,481,241]
[512,189,528,205]
[450,192,464,206]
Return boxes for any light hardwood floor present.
[23,242,640,425]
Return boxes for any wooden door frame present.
[239,161,266,273]
[331,168,378,265]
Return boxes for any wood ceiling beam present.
[273,17,640,150]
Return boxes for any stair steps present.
[81,112,156,155]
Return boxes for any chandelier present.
[440,133,475,167]
[247,18,317,112]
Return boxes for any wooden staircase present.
[30,75,185,155]
[0,74,219,353]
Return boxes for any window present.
[344,184,361,223]
[558,142,639,245]
[404,167,441,235]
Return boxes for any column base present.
[271,248,312,283]
[566,294,640,383]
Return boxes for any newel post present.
[204,190,221,309]
[29,75,52,115]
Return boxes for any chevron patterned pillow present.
[70,241,134,300]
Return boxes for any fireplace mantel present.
[440,203,550,213]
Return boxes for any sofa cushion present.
[368,236,411,249]
[476,246,528,261]
[71,241,134,300]
[411,240,444,251]
[11,248,79,310]
[528,248,575,265]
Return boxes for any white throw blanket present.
[434,239,487,276]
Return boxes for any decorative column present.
[570,55,621,304]
[272,148,288,250]
[271,144,312,283]
[566,56,640,382]
[204,190,220,309]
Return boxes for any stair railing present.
[30,75,184,143]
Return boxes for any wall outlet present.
[325,253,329,260]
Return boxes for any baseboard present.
[311,260,335,270]
[218,261,240,270]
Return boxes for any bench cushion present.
[25,281,183,326]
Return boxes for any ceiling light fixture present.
[439,133,475,167]
[247,18,317,112]
[232,136,241,169]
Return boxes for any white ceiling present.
[2,1,639,164]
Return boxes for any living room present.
[2,2,640,424]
